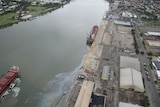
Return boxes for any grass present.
[144,19,160,26]
[27,6,46,11]
[0,12,19,26]
[144,96,150,107]
[0,4,61,28]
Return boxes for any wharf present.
[83,20,108,70]
[64,16,117,107]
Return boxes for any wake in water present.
[39,55,86,107]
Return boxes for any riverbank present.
[0,2,67,29]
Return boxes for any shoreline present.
[0,2,67,30]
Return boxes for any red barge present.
[87,25,98,44]
[0,65,20,99]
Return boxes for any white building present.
[120,56,140,71]
[120,68,144,92]
[119,102,143,107]
[74,80,94,107]
[144,32,160,37]
[152,61,160,79]
[101,66,110,81]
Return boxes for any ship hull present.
[87,25,98,45]
[0,66,20,101]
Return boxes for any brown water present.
[0,0,109,106]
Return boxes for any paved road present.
[134,25,160,107]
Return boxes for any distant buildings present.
[143,31,160,53]
[152,61,160,79]
[144,32,160,37]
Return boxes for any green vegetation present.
[0,2,63,28]
[147,56,153,69]
[0,12,19,26]
[144,96,150,107]
[142,19,160,26]
[155,80,157,84]
[142,40,146,50]
[147,52,153,56]
[131,30,139,54]
[27,6,46,11]
[141,11,160,26]
[140,51,144,55]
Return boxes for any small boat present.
[87,25,98,44]
[0,65,20,101]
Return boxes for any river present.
[0,0,108,107]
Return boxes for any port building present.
[74,80,94,107]
[144,32,160,37]
[146,40,160,48]
[120,56,140,71]
[114,20,131,27]
[119,102,143,107]
[152,61,160,79]
[101,66,110,81]
[120,68,144,92]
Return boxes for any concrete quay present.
[64,15,119,107]
[63,0,160,107]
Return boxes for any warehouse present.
[119,102,143,107]
[74,80,94,107]
[114,20,131,27]
[89,93,107,107]
[120,56,140,71]
[146,40,160,47]
[120,68,144,92]
[152,61,160,79]
[101,66,110,81]
[144,32,160,37]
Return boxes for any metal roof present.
[120,56,140,71]
[152,61,160,79]
[74,80,94,107]
[120,68,144,92]
[156,70,160,79]
[152,61,160,70]
[119,102,143,107]
[114,20,131,26]
[144,32,160,36]
[101,66,110,80]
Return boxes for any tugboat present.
[86,25,98,45]
[0,65,21,101]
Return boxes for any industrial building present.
[144,31,160,37]
[74,80,94,107]
[152,61,160,79]
[119,102,143,107]
[120,68,144,92]
[101,66,110,81]
[120,56,140,71]
[89,93,106,107]
[146,40,160,48]
[114,20,131,27]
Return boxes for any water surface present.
[0,0,109,106]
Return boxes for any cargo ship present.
[86,25,98,44]
[0,65,20,101]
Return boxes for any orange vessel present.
[87,25,98,44]
[0,66,20,99]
